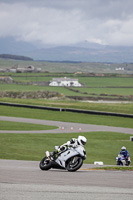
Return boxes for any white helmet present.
[121,146,126,151]
[78,136,87,146]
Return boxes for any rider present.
[119,146,130,165]
[51,136,87,159]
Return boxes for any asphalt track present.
[0,116,133,199]
[0,116,133,134]
[0,159,133,200]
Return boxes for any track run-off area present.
[0,116,133,200]
[0,116,133,134]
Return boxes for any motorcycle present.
[39,145,86,172]
[116,154,131,166]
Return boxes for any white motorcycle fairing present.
[55,146,86,168]
[39,145,86,172]
[116,154,131,166]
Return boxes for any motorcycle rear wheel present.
[66,156,83,172]
[39,157,51,170]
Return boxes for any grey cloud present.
[1,0,133,19]
[0,0,133,46]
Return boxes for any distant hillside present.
[1,37,133,63]
[0,54,33,61]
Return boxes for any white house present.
[115,67,124,71]
[49,77,81,87]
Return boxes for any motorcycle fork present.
[72,157,76,163]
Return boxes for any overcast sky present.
[0,0,133,47]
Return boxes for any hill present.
[1,37,133,63]
[0,54,33,61]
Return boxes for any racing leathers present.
[51,138,79,159]
[119,150,130,159]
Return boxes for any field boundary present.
[1,102,133,118]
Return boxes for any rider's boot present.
[51,150,58,160]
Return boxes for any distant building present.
[74,72,83,75]
[49,77,81,87]
[10,69,17,73]
[0,69,5,72]
[0,76,13,83]
[9,65,41,73]
[25,65,35,72]
[115,67,124,71]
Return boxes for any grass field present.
[0,121,57,130]
[1,75,133,100]
[1,84,133,101]
[1,105,133,128]
[78,77,133,87]
[5,75,133,87]
[77,87,133,96]
[0,59,133,73]
[0,132,132,165]
[1,98,133,114]
[1,75,133,87]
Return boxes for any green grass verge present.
[0,105,133,128]
[93,166,133,171]
[1,98,133,114]
[0,132,133,165]
[0,121,57,131]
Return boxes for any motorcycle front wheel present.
[117,161,123,165]
[66,156,83,172]
[39,157,51,170]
